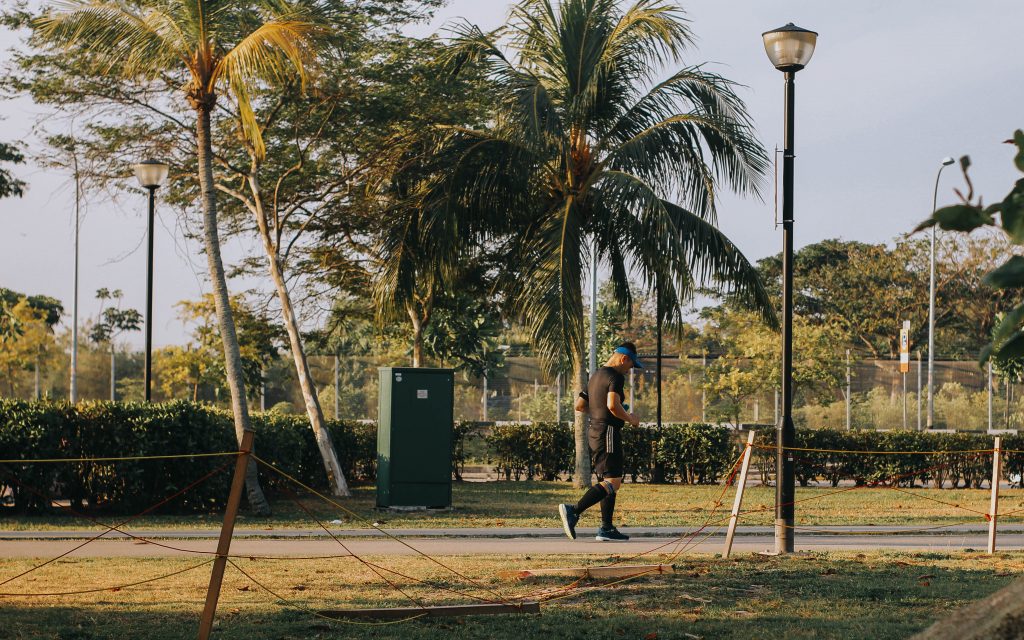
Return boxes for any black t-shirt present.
[587,366,625,432]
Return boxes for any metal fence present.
[303,354,1010,431]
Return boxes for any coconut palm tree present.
[441,0,774,486]
[35,0,325,513]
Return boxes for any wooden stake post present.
[723,430,756,558]
[988,436,1001,555]
[198,429,254,640]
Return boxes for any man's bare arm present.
[606,392,639,426]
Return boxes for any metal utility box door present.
[377,367,454,508]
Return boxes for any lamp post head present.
[133,159,169,189]
[762,23,818,72]
[941,157,955,166]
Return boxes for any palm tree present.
[441,0,774,487]
[90,288,142,401]
[36,0,324,513]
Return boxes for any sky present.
[2,0,1023,349]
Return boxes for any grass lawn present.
[1,551,1021,639]
[1,481,1019,532]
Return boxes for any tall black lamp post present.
[133,159,169,402]
[762,23,817,554]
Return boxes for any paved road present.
[2,524,1019,540]
[0,526,1019,558]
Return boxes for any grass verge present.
[1,551,1021,639]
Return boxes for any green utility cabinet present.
[377,367,454,508]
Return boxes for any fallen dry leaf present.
[919,581,931,587]
[644,633,658,640]
[291,585,308,591]
[917,574,936,581]
[237,586,252,592]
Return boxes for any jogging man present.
[559,342,642,541]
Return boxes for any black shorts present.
[589,423,624,478]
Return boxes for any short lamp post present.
[133,159,169,402]
[762,22,817,555]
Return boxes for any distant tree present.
[88,288,141,401]
[0,288,62,398]
[0,139,25,199]
[701,310,849,426]
[173,295,285,401]
[751,236,1024,359]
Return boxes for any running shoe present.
[558,504,579,540]
[595,526,630,542]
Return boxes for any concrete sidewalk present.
[0,524,1019,558]
[0,529,1016,558]
[0,524,1017,540]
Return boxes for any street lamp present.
[926,157,956,429]
[763,22,817,555]
[133,159,169,402]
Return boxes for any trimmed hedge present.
[0,400,375,514]
[484,422,734,484]
[751,428,1021,489]
[4,399,1017,515]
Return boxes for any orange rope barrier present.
[751,443,995,456]
[227,559,429,626]
[0,559,213,597]
[252,455,513,606]
[0,460,232,587]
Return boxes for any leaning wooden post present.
[723,430,756,558]
[988,436,1002,555]
[198,429,254,640]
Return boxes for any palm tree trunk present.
[255,210,350,497]
[408,306,424,367]
[572,350,591,488]
[110,345,115,401]
[196,105,270,515]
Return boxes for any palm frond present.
[215,16,320,157]
[598,169,776,328]
[35,0,188,78]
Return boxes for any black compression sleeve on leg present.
[600,492,617,529]
[574,484,608,514]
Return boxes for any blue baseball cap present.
[614,344,644,369]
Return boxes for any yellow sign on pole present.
[899,320,910,374]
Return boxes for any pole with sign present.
[900,321,910,429]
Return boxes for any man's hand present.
[627,413,640,427]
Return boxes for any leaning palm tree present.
[441,0,774,487]
[35,0,325,513]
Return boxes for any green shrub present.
[751,427,997,489]
[654,424,735,484]
[0,400,377,515]
[485,422,574,481]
